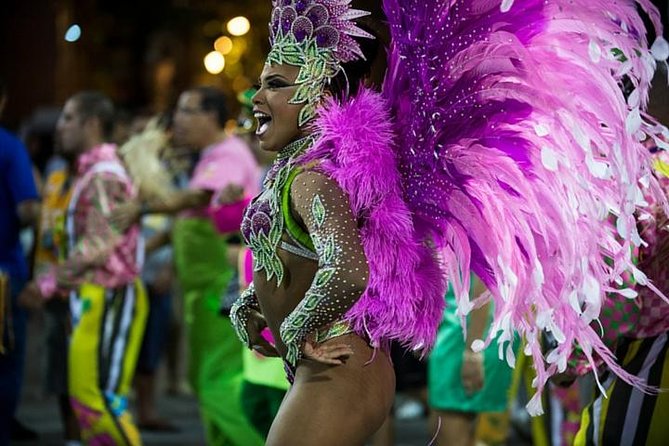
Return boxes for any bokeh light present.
[214,36,233,55]
[204,51,225,74]
[64,24,81,42]
[226,16,250,36]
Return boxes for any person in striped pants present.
[20,91,147,445]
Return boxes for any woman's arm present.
[280,170,369,366]
[465,276,489,348]
[110,189,212,231]
[145,229,171,255]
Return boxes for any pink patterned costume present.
[37,144,141,299]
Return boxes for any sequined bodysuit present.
[231,136,370,379]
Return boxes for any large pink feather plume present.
[300,89,447,354]
[382,0,669,415]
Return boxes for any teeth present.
[254,112,270,119]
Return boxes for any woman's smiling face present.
[252,63,309,152]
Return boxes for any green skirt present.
[428,286,516,413]
[172,217,263,446]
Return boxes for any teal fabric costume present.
[428,284,516,413]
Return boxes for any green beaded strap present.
[281,166,316,253]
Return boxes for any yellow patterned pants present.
[68,281,148,445]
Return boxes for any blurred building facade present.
[0,0,272,129]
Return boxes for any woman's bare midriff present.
[253,234,320,358]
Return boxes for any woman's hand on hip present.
[246,310,280,358]
[302,338,354,366]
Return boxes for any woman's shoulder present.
[290,168,340,196]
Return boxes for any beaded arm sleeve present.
[280,170,369,365]
[230,282,261,348]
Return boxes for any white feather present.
[541,146,559,171]
[500,0,514,13]
[589,40,602,63]
[650,37,669,61]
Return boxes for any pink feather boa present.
[300,88,446,353]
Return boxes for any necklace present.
[241,135,315,285]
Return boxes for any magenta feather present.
[300,89,447,354]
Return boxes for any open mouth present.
[254,111,272,137]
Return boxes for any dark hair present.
[114,108,133,128]
[189,86,229,128]
[327,18,386,100]
[71,91,115,140]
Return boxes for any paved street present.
[16,393,433,446]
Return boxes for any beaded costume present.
[231,0,669,415]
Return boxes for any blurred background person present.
[119,111,179,432]
[428,277,516,446]
[571,130,669,446]
[112,86,263,446]
[21,107,63,191]
[32,133,80,444]
[19,91,148,445]
[0,75,40,446]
